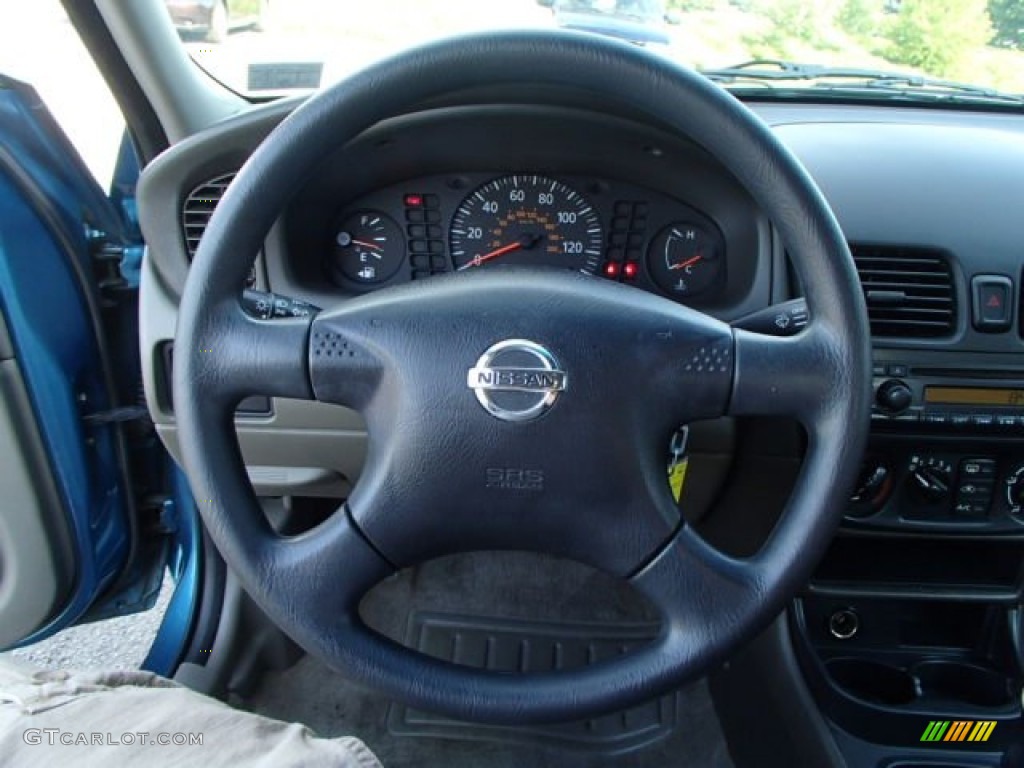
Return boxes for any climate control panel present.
[846,451,1024,531]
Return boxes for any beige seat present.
[0,659,382,767]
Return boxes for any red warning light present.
[987,293,1001,308]
[603,262,621,278]
[623,262,639,279]
[404,194,424,207]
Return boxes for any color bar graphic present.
[920,720,996,743]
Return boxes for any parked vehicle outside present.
[538,0,679,46]
[163,0,268,43]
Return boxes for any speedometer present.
[450,175,602,273]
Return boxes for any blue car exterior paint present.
[0,162,128,646]
[142,468,201,676]
[0,76,196,653]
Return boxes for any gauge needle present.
[351,239,383,251]
[668,254,703,271]
[458,234,542,270]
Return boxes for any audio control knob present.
[877,379,913,413]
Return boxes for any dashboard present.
[138,96,1024,490]
[137,86,1024,764]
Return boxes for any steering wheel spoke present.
[265,509,394,624]
[181,301,315,407]
[728,324,847,423]
[632,525,761,630]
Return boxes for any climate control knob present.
[910,465,950,504]
[876,379,913,414]
[906,455,953,506]
[1005,464,1024,516]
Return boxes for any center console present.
[792,352,1024,764]
[865,358,1024,530]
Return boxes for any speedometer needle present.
[669,254,703,271]
[458,234,543,270]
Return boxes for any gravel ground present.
[3,575,173,673]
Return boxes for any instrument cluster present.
[325,172,727,304]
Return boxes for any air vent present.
[182,172,257,287]
[851,245,956,338]
[182,173,236,259]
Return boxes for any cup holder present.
[913,661,1015,708]
[825,658,917,706]
[825,656,1018,710]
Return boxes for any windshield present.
[167,0,1024,101]
[556,0,665,23]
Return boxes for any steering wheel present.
[174,30,870,724]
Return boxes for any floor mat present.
[244,552,735,768]
[389,613,674,755]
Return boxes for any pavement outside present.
[2,576,172,673]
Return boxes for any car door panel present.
[0,309,75,648]
[0,75,164,649]
[0,119,131,648]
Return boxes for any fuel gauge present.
[328,211,405,286]
[647,222,724,299]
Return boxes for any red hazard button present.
[971,275,1013,332]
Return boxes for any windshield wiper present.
[701,60,1024,106]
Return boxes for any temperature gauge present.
[646,222,724,298]
[328,211,404,286]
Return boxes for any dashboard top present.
[138,93,1024,357]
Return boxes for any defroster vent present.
[851,245,956,338]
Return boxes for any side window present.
[0,0,126,189]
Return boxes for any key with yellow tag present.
[667,427,690,504]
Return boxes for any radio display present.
[924,387,1024,407]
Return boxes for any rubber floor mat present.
[388,612,677,755]
[247,553,734,767]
